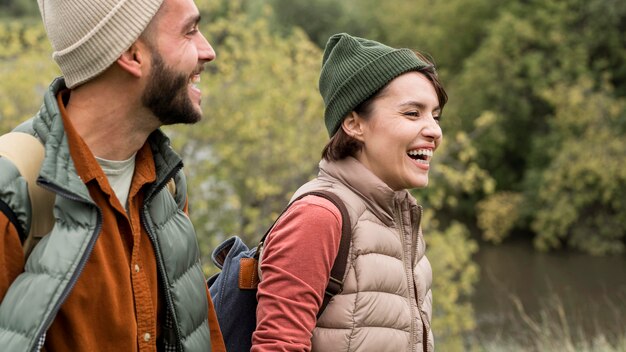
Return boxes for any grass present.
[476,334,626,352]
[468,292,626,352]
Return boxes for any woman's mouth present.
[407,148,433,164]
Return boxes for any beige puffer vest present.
[292,157,434,352]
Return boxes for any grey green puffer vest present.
[0,78,212,352]
[292,158,434,352]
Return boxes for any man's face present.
[142,49,202,125]
[141,0,215,125]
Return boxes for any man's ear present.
[116,42,145,78]
[341,111,366,142]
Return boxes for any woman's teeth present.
[407,149,432,163]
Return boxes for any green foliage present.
[0,20,58,133]
[267,0,351,47]
[451,0,626,253]
[450,0,624,185]
[0,0,39,18]
[343,0,513,78]
[261,0,514,79]
[423,210,478,351]
[530,79,626,254]
[477,192,524,244]
[167,3,326,261]
[423,125,496,225]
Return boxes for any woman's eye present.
[404,111,419,117]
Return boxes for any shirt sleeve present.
[0,212,26,302]
[252,195,342,352]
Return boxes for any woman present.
[252,33,447,352]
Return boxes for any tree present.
[530,79,626,254]
[459,0,626,253]
[0,20,58,133]
[342,0,514,78]
[267,0,351,47]
[0,0,39,18]
[166,3,326,260]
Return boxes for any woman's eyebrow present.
[398,101,440,112]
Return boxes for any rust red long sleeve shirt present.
[252,195,342,352]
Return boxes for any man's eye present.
[188,26,199,35]
[404,111,419,117]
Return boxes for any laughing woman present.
[252,33,447,352]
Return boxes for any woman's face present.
[350,71,442,191]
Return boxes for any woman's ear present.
[116,42,145,78]
[341,111,366,142]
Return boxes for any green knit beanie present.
[319,33,428,137]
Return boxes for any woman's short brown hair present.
[321,52,447,161]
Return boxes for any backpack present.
[207,190,352,352]
[0,131,55,257]
[0,131,176,258]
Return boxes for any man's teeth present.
[407,149,433,163]
[189,74,200,87]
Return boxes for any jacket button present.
[144,332,151,342]
[134,264,140,272]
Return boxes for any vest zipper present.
[414,206,430,352]
[31,180,103,352]
[411,206,429,352]
[141,164,184,351]
[395,201,418,352]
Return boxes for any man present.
[0,0,225,350]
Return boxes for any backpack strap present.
[0,132,55,257]
[166,178,176,197]
[255,190,352,317]
[307,191,351,317]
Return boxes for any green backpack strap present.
[0,131,55,258]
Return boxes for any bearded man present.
[0,0,226,350]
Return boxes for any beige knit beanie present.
[37,0,164,88]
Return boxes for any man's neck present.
[64,82,159,161]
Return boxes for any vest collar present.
[318,157,418,225]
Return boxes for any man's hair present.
[321,52,448,162]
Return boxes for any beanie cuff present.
[51,0,163,88]
[323,48,426,136]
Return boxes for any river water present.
[469,239,626,346]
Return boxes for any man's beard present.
[141,50,202,126]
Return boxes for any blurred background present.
[1,0,625,350]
